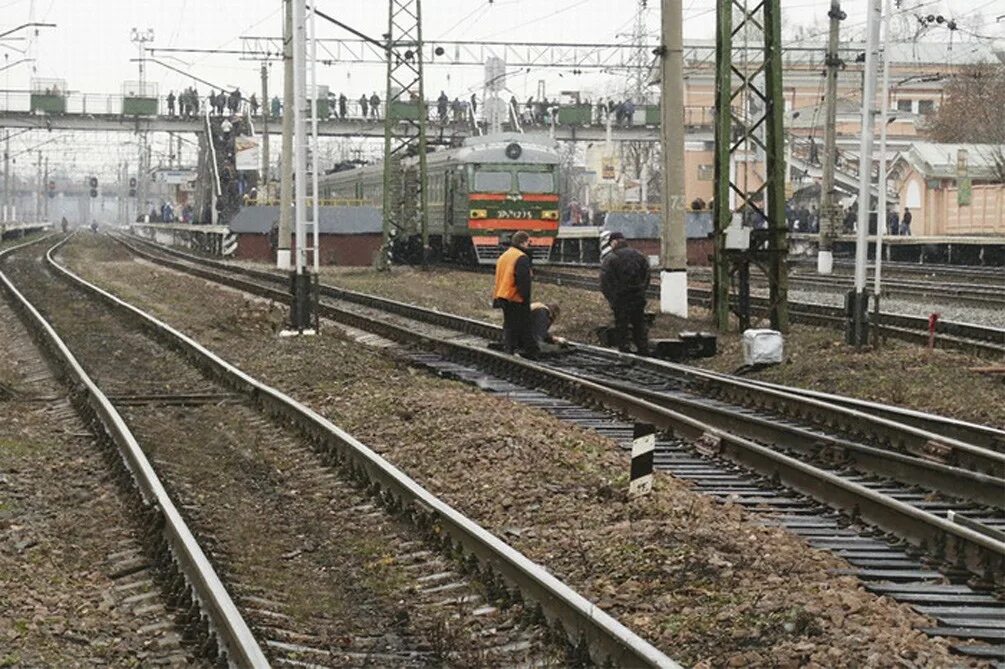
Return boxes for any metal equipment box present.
[122,97,159,116]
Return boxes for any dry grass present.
[58,236,980,667]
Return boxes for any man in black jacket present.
[600,232,650,355]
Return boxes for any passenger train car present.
[317,134,561,264]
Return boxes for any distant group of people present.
[492,230,650,359]
[134,200,194,224]
[887,207,913,236]
[786,204,820,233]
[165,88,261,118]
[165,87,204,117]
[436,91,480,124]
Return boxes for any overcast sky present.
[2,0,1002,177]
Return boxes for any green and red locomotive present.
[317,133,561,264]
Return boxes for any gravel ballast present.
[11,238,563,666]
[0,271,203,667]
[63,235,984,667]
[319,266,1005,430]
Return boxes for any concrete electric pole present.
[277,0,294,270]
[35,151,41,221]
[286,0,316,332]
[849,0,882,348]
[131,27,154,223]
[817,0,844,275]
[872,0,892,346]
[3,131,10,221]
[261,62,270,187]
[659,0,688,317]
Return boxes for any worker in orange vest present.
[492,231,539,359]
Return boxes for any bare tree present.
[925,62,1005,182]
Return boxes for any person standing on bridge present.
[600,231,650,356]
[887,208,900,236]
[437,91,448,123]
[338,93,347,119]
[492,231,539,359]
[249,93,259,116]
[167,91,176,117]
[271,95,282,118]
[359,94,369,119]
[900,207,912,236]
[369,92,380,120]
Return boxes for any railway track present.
[118,235,1005,662]
[0,236,266,666]
[686,265,1005,309]
[0,242,209,667]
[534,266,1005,357]
[9,234,679,668]
[790,257,1005,284]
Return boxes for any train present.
[317,133,562,264]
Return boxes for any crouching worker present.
[599,231,650,355]
[530,302,568,353]
[492,231,539,359]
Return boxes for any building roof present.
[893,142,1005,180]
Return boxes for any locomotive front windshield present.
[471,166,556,193]
[473,171,514,192]
[516,171,555,193]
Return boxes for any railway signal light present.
[89,176,98,198]
[129,176,137,197]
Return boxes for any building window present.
[896,99,913,113]
[698,164,714,181]
[918,99,935,115]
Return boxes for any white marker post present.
[629,423,656,498]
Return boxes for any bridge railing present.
[0,89,719,130]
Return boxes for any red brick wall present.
[627,238,714,266]
[235,233,382,266]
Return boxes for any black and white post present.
[629,423,656,498]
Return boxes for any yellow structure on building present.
[890,143,1005,236]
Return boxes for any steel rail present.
[118,236,1004,478]
[110,236,1005,584]
[0,235,269,669]
[697,372,1005,453]
[552,361,1004,507]
[52,238,680,668]
[687,265,1005,307]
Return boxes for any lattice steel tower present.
[712,0,789,331]
[381,0,430,267]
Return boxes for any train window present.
[517,172,555,193]
[473,171,513,192]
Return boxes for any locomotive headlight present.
[541,210,559,220]
[469,209,488,219]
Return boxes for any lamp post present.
[130,27,155,92]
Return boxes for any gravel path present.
[63,234,983,667]
[9,238,565,667]
[0,274,204,667]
